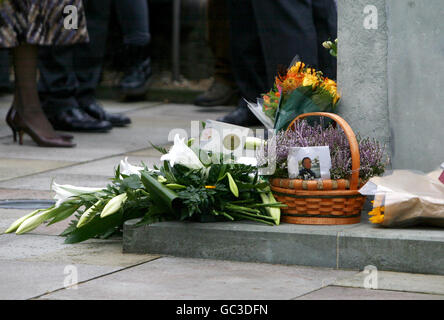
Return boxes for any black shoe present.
[217,106,261,127]
[194,80,239,107]
[48,108,112,133]
[118,46,153,98]
[82,101,131,127]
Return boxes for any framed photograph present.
[287,146,332,180]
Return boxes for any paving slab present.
[295,286,444,300]
[0,233,158,267]
[0,157,74,182]
[0,259,119,300]
[123,217,444,275]
[37,257,357,300]
[0,155,161,191]
[333,270,444,295]
[0,188,53,200]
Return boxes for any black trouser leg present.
[312,0,337,79]
[114,0,150,46]
[227,0,268,102]
[0,49,11,91]
[74,0,111,107]
[38,45,79,115]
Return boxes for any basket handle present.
[286,112,360,190]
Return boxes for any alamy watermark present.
[363,5,378,30]
[63,265,79,290]
[363,265,378,289]
[63,5,78,30]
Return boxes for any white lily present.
[120,157,144,177]
[160,134,204,170]
[52,181,104,207]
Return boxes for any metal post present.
[172,0,181,82]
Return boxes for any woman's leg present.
[12,44,61,139]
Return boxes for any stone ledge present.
[123,217,444,275]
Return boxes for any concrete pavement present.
[0,95,443,300]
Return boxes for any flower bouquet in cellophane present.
[247,60,340,131]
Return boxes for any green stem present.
[230,213,275,226]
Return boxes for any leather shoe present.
[82,102,131,127]
[48,108,112,132]
[217,106,261,127]
[194,80,238,107]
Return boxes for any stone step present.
[123,214,444,276]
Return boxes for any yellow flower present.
[289,62,305,74]
[369,214,384,224]
[368,206,385,224]
[205,185,216,189]
[302,73,319,88]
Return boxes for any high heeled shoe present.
[6,105,75,142]
[10,109,76,148]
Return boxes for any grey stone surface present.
[334,270,444,296]
[386,1,444,171]
[296,286,444,300]
[123,218,444,275]
[38,257,357,300]
[338,224,444,275]
[123,220,346,268]
[0,260,118,300]
[0,233,158,267]
[0,158,74,182]
[337,0,390,158]
[338,0,444,172]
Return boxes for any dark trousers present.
[38,0,111,114]
[114,0,150,46]
[227,0,337,102]
[0,49,11,90]
[207,0,234,86]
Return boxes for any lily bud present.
[16,209,56,235]
[226,173,239,198]
[322,41,332,49]
[4,209,43,234]
[77,200,102,228]
[100,193,127,218]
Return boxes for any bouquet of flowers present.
[5,135,284,244]
[247,60,340,131]
[257,119,388,182]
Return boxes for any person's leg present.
[312,0,337,80]
[253,0,319,88]
[114,0,152,98]
[73,0,129,126]
[38,45,79,116]
[0,49,12,93]
[74,0,111,108]
[194,0,239,107]
[12,44,74,147]
[226,0,268,102]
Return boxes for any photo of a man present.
[298,157,317,180]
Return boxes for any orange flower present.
[205,185,216,189]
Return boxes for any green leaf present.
[140,172,181,213]
[64,210,123,244]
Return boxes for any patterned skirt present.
[0,0,89,48]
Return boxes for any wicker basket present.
[271,112,366,225]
